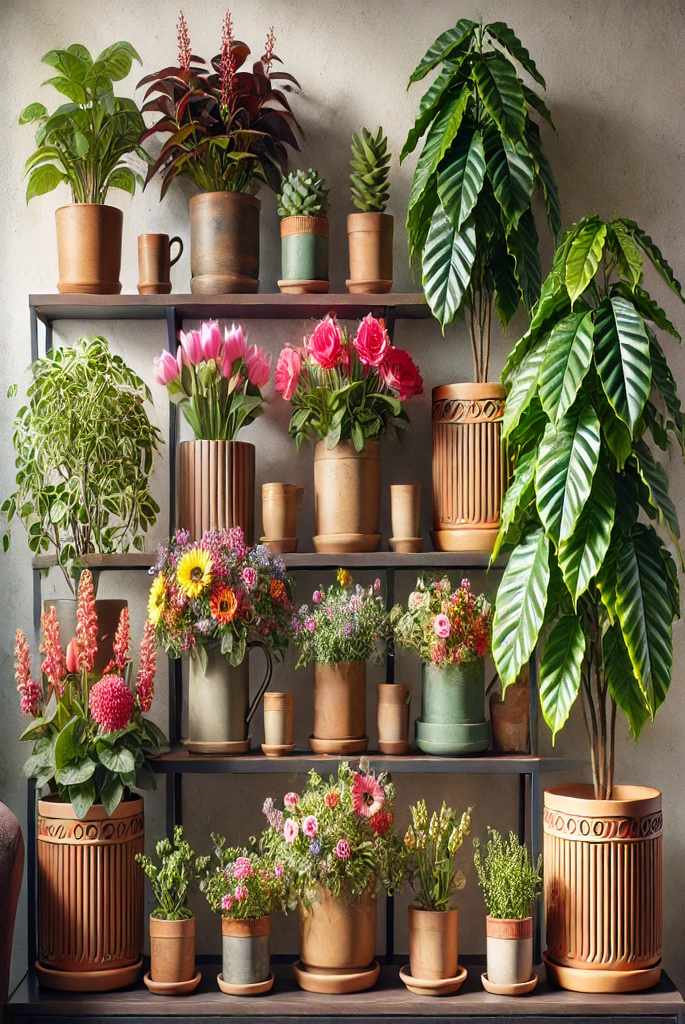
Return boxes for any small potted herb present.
[347,126,393,293]
[473,829,542,994]
[277,168,330,293]
[136,827,205,995]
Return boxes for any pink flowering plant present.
[392,577,492,667]
[291,570,389,667]
[260,760,404,906]
[154,320,270,440]
[15,570,167,819]
[275,313,423,451]
[200,835,286,920]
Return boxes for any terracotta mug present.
[261,483,303,554]
[138,233,183,294]
[390,483,421,553]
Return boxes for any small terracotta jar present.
[144,915,200,995]
[262,691,294,755]
[408,906,458,981]
[261,483,303,554]
[310,661,367,753]
[376,683,410,754]
[138,233,183,294]
[389,484,421,553]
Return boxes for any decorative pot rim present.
[38,795,143,820]
[346,211,393,227]
[432,381,506,401]
[189,190,260,208]
[486,915,532,939]
[280,214,329,237]
[408,904,458,916]
[544,783,661,817]
[56,203,123,214]
[149,913,195,934]
[222,914,271,937]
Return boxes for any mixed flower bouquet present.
[275,313,423,450]
[260,760,404,905]
[15,570,166,819]
[148,527,293,667]
[404,800,472,911]
[291,570,389,667]
[201,834,286,919]
[392,577,492,667]
[153,320,270,440]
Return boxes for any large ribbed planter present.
[189,192,259,294]
[178,439,255,544]
[44,598,126,674]
[278,215,329,293]
[187,642,272,754]
[313,440,380,553]
[55,204,123,294]
[415,659,489,755]
[432,382,506,553]
[310,661,367,754]
[36,797,144,991]
[295,887,378,993]
[544,785,663,993]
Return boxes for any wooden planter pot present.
[144,915,200,996]
[415,659,489,755]
[187,642,272,755]
[313,440,380,553]
[310,661,367,754]
[35,797,144,991]
[544,785,663,993]
[44,598,126,674]
[219,916,273,995]
[278,215,329,294]
[295,887,378,993]
[377,682,410,754]
[432,382,506,553]
[485,916,533,988]
[178,439,255,544]
[346,212,393,293]
[55,204,123,294]
[189,192,259,294]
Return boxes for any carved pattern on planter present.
[432,397,506,424]
[38,813,144,845]
[543,807,663,842]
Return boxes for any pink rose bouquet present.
[275,313,423,450]
[200,835,286,920]
[392,577,492,667]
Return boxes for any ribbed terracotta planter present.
[377,682,410,754]
[311,661,366,752]
[36,797,144,991]
[346,212,393,293]
[432,382,506,553]
[313,440,380,553]
[178,439,255,543]
[221,916,271,987]
[278,215,329,293]
[408,907,458,980]
[43,598,126,674]
[55,204,123,294]
[490,673,530,755]
[544,785,663,993]
[299,887,376,973]
[149,915,196,984]
[486,916,533,987]
[189,192,259,294]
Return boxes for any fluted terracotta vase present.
[313,440,380,553]
[178,440,255,543]
[544,785,662,993]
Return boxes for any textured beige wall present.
[1,0,684,994]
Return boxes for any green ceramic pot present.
[415,659,490,755]
[280,215,329,284]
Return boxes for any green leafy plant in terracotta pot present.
[402,19,559,552]
[277,167,330,293]
[491,215,685,993]
[19,41,146,293]
[347,127,393,293]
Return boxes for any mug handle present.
[245,640,273,725]
[169,235,184,268]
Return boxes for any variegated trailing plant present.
[402,19,560,381]
[491,215,685,798]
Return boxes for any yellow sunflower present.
[147,573,167,625]
[176,547,213,599]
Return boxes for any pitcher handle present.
[169,235,184,267]
[246,640,273,725]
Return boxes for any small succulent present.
[277,168,329,218]
[350,126,391,213]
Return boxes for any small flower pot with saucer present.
[389,483,422,554]
[218,916,274,995]
[480,916,537,996]
[376,682,410,754]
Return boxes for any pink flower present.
[178,328,203,366]
[40,605,66,698]
[380,346,423,401]
[283,818,299,843]
[334,838,351,860]
[433,613,451,639]
[233,856,254,880]
[89,675,134,733]
[245,344,271,389]
[275,346,302,400]
[75,570,98,673]
[201,320,223,361]
[135,621,157,713]
[65,638,79,675]
[284,791,300,808]
[353,314,390,367]
[303,815,318,838]
[324,790,340,809]
[109,607,130,673]
[222,324,247,375]
[305,617,316,632]
[241,566,257,590]
[234,883,248,902]
[312,590,323,604]
[221,894,234,912]
[352,772,385,818]
[153,349,180,386]
[274,862,284,878]
[15,629,42,717]
[306,315,345,369]
[373,578,382,593]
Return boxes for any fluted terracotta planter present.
[43,598,126,674]
[36,797,144,991]
[178,439,255,544]
[295,887,378,993]
[189,192,259,294]
[144,915,200,995]
[313,440,380,553]
[408,907,458,980]
[310,661,367,753]
[432,382,506,553]
[55,204,123,294]
[278,215,329,293]
[346,212,393,293]
[544,785,663,993]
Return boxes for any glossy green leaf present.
[538,310,594,424]
[502,339,546,438]
[557,459,615,604]
[632,440,680,540]
[501,269,569,381]
[401,63,464,161]
[620,219,685,303]
[649,331,685,443]
[421,207,476,328]
[69,781,97,820]
[613,282,681,340]
[407,19,477,85]
[96,743,135,774]
[609,221,643,288]
[107,167,136,194]
[25,163,64,202]
[485,21,546,87]
[55,759,96,786]
[603,624,649,740]
[492,526,550,687]
[491,447,536,561]
[595,296,651,434]
[539,615,585,741]
[406,176,438,265]
[101,775,124,816]
[505,209,541,310]
[535,403,600,545]
[408,88,470,212]
[437,129,486,229]
[525,120,561,239]
[472,53,526,140]
[522,83,554,128]
[565,219,607,304]
[492,240,521,326]
[54,716,80,769]
[19,101,47,125]
[483,124,534,226]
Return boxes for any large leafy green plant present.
[402,19,559,380]
[19,41,146,203]
[491,215,684,798]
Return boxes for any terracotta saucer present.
[183,739,250,755]
[481,972,538,996]
[432,527,498,554]
[399,963,468,996]
[35,958,142,992]
[389,537,423,553]
[293,959,380,993]
[309,736,368,754]
[378,739,411,754]
[278,279,329,294]
[345,279,392,294]
[217,972,274,996]
[143,970,202,996]
[543,953,662,993]
[313,532,381,554]
[260,537,298,554]
[261,743,295,757]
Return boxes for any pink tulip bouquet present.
[154,320,271,440]
[15,570,167,819]
[275,313,423,450]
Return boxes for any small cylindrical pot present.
[261,482,303,553]
[390,484,421,542]
[312,661,366,750]
[263,691,294,747]
[187,642,272,752]
[44,598,127,674]
[346,212,393,293]
[415,659,489,755]
[486,916,533,987]
[178,439,255,544]
[490,673,530,755]
[432,382,506,553]
[299,887,376,973]
[279,215,329,293]
[189,192,260,294]
[408,907,458,980]
[138,233,183,294]
[313,440,380,553]
[55,204,123,294]
[149,915,196,984]
[222,916,271,986]
[377,683,410,754]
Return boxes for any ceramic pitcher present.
[187,641,272,751]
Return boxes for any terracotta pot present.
[313,440,380,553]
[390,483,420,540]
[346,212,393,293]
[189,192,259,294]
[544,784,662,993]
[137,233,183,294]
[299,887,376,973]
[222,916,271,986]
[36,797,144,990]
[408,906,458,980]
[432,382,506,553]
[312,661,366,749]
[279,215,329,293]
[44,598,126,674]
[55,204,123,294]
[490,673,530,754]
[187,641,272,752]
[263,691,294,747]
[416,659,489,755]
[486,916,532,987]
[377,683,410,754]
[261,482,303,553]
[178,439,255,544]
[150,915,196,984]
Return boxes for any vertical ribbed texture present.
[178,440,255,543]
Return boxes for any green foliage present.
[350,126,391,212]
[20,42,147,203]
[292,572,389,667]
[200,835,285,919]
[402,19,559,380]
[136,827,206,920]
[493,215,685,797]
[473,828,542,920]
[404,800,472,911]
[277,167,329,217]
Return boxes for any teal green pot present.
[279,215,329,290]
[415,659,490,755]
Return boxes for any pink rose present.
[153,349,180,386]
[334,838,351,861]
[353,314,390,367]
[433,613,451,639]
[283,818,299,843]
[312,590,323,604]
[303,815,318,838]
[275,346,302,400]
[284,791,300,808]
[221,894,234,911]
[200,320,223,361]
[234,884,248,901]
[306,315,345,369]
[380,346,423,401]
[245,344,271,389]
[178,328,203,366]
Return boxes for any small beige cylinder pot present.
[377,683,410,754]
[390,484,422,553]
[263,691,294,752]
[261,483,303,554]
[408,906,458,980]
[486,916,533,987]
